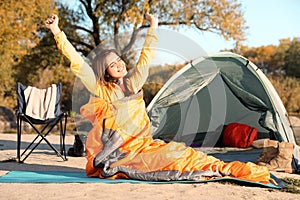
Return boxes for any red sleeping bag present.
[222,123,258,148]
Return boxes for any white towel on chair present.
[24,84,57,120]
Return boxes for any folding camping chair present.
[16,82,68,163]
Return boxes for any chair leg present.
[17,114,22,163]
[63,113,68,160]
[59,114,68,161]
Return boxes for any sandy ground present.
[1,133,300,200]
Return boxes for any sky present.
[189,0,300,54]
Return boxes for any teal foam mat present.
[0,171,285,188]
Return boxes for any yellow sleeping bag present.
[81,91,275,184]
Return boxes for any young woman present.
[45,13,158,101]
[46,14,275,185]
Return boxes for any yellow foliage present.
[269,75,300,113]
[0,0,56,108]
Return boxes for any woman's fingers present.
[145,13,155,21]
[45,14,58,27]
[144,13,158,28]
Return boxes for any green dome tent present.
[147,52,299,172]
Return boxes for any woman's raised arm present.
[45,14,98,96]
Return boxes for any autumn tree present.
[285,38,300,78]
[271,38,291,72]
[238,37,300,77]
[59,0,247,56]
[270,75,300,113]
[0,0,56,107]
[238,45,276,73]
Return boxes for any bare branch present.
[69,38,95,51]
[73,25,93,35]
[122,26,148,55]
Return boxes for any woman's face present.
[104,52,127,80]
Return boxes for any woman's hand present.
[145,13,158,29]
[45,14,61,35]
